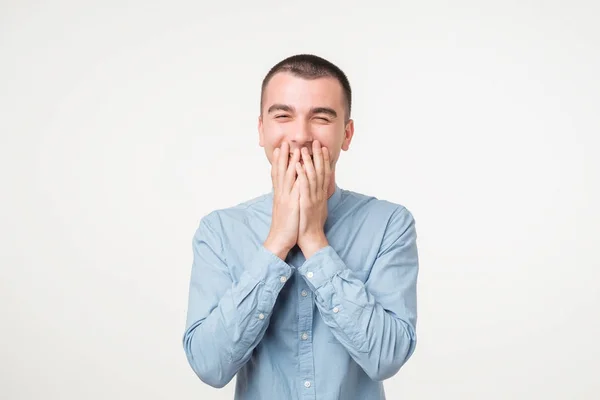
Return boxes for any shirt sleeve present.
[297,205,418,382]
[182,212,293,388]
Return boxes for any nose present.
[290,120,312,147]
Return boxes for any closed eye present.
[275,115,290,119]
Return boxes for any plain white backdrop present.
[1,1,599,399]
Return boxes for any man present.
[182,54,419,400]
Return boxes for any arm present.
[297,206,419,381]
[182,213,293,388]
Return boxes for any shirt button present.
[304,380,311,388]
[301,290,308,297]
[333,307,339,313]
[258,313,265,320]
[280,276,287,283]
[306,271,314,278]
[301,332,308,340]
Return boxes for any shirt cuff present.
[297,245,345,290]
[246,245,294,288]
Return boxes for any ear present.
[258,115,264,147]
[341,119,354,151]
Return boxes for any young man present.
[182,54,419,400]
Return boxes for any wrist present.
[298,234,328,259]
[263,237,292,260]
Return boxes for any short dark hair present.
[260,54,352,121]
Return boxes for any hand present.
[295,140,332,259]
[264,142,301,260]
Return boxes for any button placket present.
[294,251,315,397]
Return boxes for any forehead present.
[263,72,344,112]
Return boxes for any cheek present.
[263,128,287,163]
[315,129,344,158]
[329,149,341,165]
[263,123,287,146]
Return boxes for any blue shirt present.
[182,184,419,400]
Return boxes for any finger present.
[271,148,279,190]
[278,142,289,191]
[301,147,317,198]
[295,162,310,201]
[323,147,332,192]
[284,148,300,192]
[291,176,300,198]
[312,140,324,195]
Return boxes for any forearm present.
[298,245,417,381]
[183,245,293,388]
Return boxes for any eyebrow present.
[311,107,337,118]
[267,104,294,114]
[267,104,338,118]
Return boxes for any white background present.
[1,1,599,399]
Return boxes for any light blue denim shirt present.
[182,184,419,400]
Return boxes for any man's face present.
[258,72,354,172]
